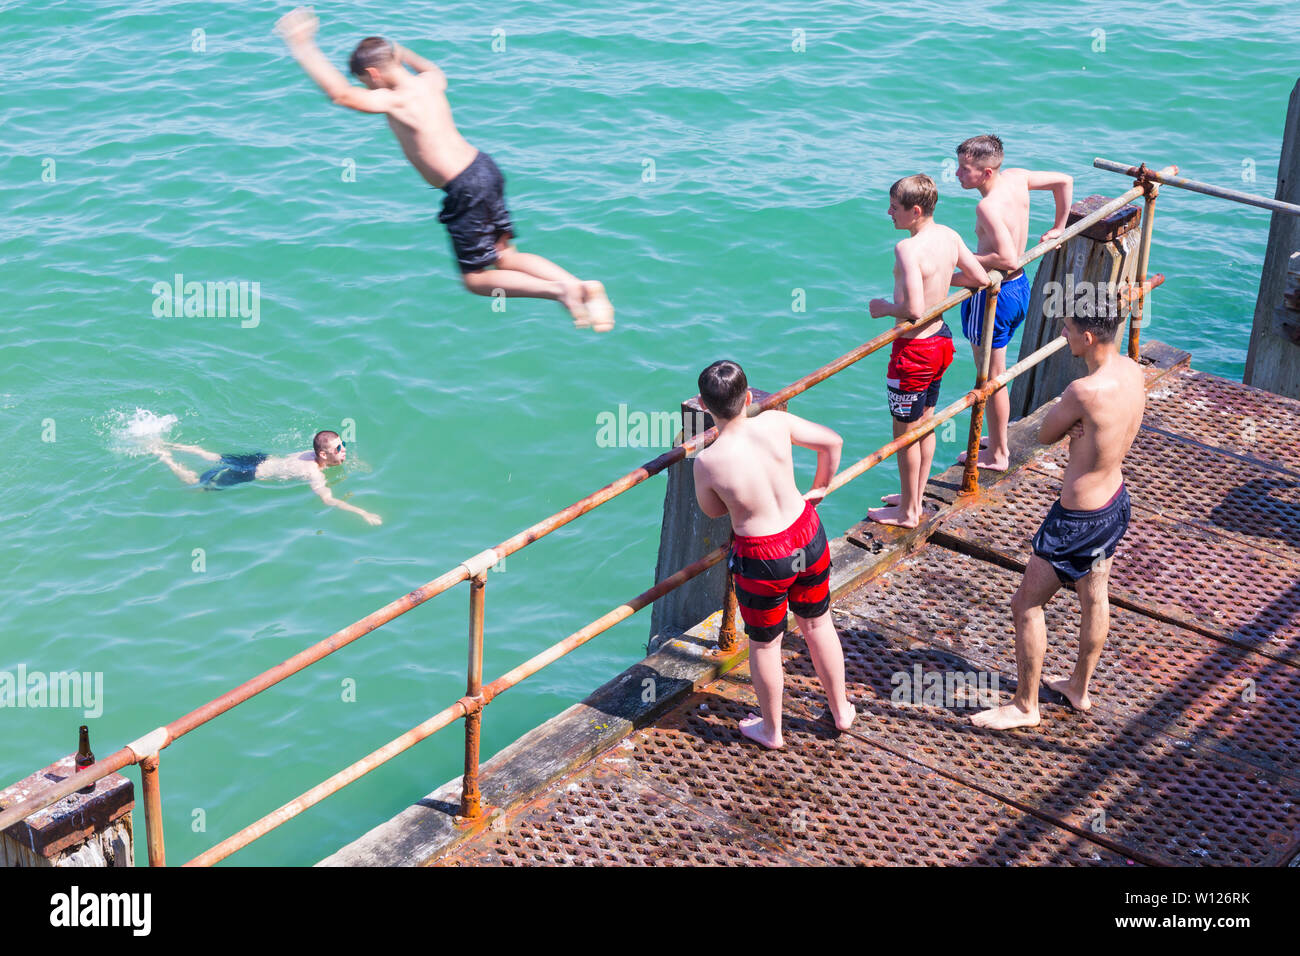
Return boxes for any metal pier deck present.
[439,364,1300,866]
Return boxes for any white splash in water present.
[107,408,179,456]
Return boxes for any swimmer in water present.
[151,430,382,526]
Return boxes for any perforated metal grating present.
[1142,369,1300,475]
[448,687,1131,866]
[1033,428,1300,564]
[934,463,1300,665]
[775,619,1300,865]
[446,763,797,867]
[818,548,1300,783]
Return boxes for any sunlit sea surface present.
[2,0,1296,864]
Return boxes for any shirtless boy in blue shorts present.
[275,7,614,332]
[972,306,1144,730]
[953,135,1072,470]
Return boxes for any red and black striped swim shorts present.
[728,501,832,643]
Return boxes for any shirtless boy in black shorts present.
[972,307,1144,730]
[276,7,614,331]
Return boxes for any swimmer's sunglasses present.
[335,441,346,454]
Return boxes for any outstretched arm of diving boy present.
[392,42,447,87]
[275,7,397,113]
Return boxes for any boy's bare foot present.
[739,712,783,749]
[880,493,902,506]
[583,280,615,332]
[867,504,920,528]
[559,281,591,327]
[957,448,1009,471]
[970,702,1040,730]
[829,697,857,733]
[1046,675,1091,711]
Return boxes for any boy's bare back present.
[1056,356,1145,510]
[694,412,808,537]
[375,71,478,188]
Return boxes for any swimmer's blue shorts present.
[200,453,268,489]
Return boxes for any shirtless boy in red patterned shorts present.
[692,360,856,749]
[869,174,990,528]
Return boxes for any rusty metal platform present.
[439,366,1300,866]
[446,683,1131,867]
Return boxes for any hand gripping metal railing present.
[0,164,1175,866]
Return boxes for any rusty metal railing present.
[0,163,1175,867]
[1095,157,1300,218]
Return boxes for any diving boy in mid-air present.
[274,6,614,331]
[692,360,855,750]
[953,134,1072,471]
[152,430,382,525]
[869,174,989,528]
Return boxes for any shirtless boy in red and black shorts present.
[692,360,855,749]
[869,175,989,527]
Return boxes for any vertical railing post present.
[460,572,486,819]
[1129,181,1159,360]
[140,754,166,867]
[718,568,738,652]
[960,280,1001,496]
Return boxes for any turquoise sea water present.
[2,0,1296,865]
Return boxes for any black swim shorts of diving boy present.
[438,150,515,273]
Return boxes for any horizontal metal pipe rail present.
[185,539,732,866]
[0,162,1175,861]
[1094,157,1300,217]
